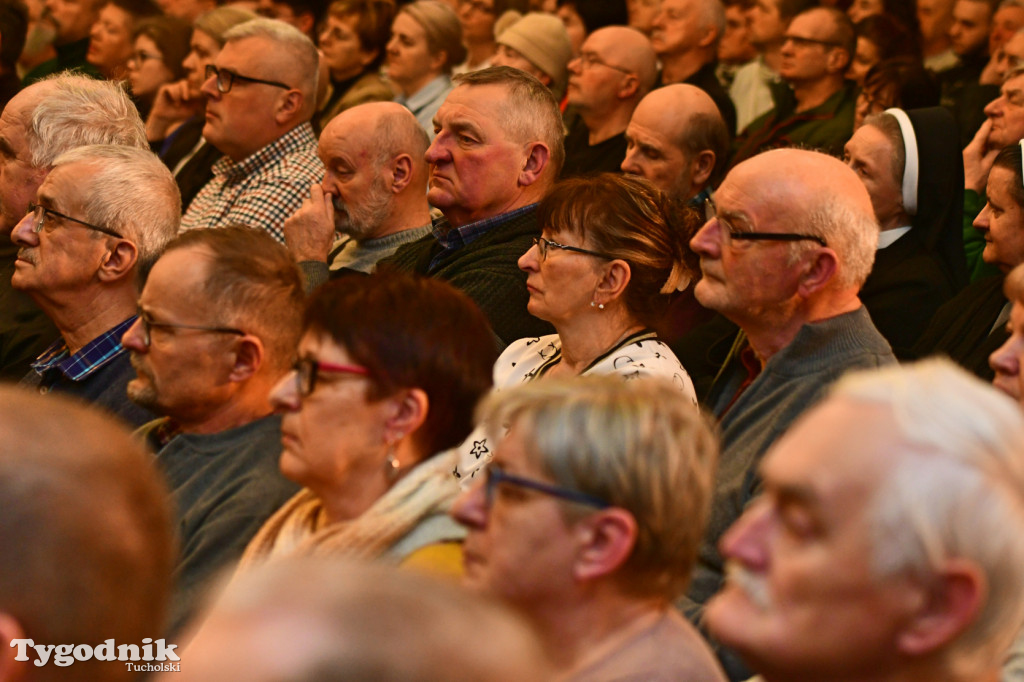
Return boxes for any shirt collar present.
[431,203,537,252]
[31,315,136,381]
[212,123,317,181]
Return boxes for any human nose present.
[450,477,488,529]
[620,146,641,175]
[424,133,449,164]
[567,55,582,74]
[386,34,399,56]
[690,216,721,256]
[719,496,773,571]
[974,203,993,231]
[122,316,148,353]
[269,369,301,412]
[200,68,219,98]
[518,239,540,272]
[985,96,1003,118]
[10,210,38,246]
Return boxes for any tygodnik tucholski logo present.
[11,638,181,672]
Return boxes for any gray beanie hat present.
[497,12,572,99]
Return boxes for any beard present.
[724,560,774,611]
[126,354,160,411]
[333,175,393,241]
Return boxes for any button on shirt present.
[180,123,324,243]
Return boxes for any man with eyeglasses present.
[650,0,737,135]
[560,26,657,179]
[731,6,856,167]
[122,225,302,633]
[679,148,895,680]
[9,144,177,430]
[451,375,727,682]
[179,18,323,243]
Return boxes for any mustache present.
[17,248,36,264]
[724,561,773,611]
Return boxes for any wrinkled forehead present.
[439,84,517,138]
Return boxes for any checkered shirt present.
[29,316,136,381]
[179,123,324,243]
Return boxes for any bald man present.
[282,101,433,290]
[621,84,730,204]
[679,148,895,678]
[560,26,658,179]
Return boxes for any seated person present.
[238,271,496,573]
[706,359,1024,682]
[452,375,727,681]
[491,12,572,100]
[86,0,161,81]
[844,107,968,356]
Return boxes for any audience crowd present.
[5,0,1024,680]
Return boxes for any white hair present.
[224,18,319,114]
[797,195,879,289]
[27,74,147,169]
[52,145,180,272]
[832,359,1024,676]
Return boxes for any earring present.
[385,435,403,482]
[590,301,604,310]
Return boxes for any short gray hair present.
[453,66,566,179]
[52,145,180,273]
[224,18,319,114]
[701,0,727,38]
[833,359,1024,675]
[374,106,430,168]
[479,375,717,601]
[26,74,147,169]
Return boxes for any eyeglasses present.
[532,236,617,262]
[703,197,827,247]
[136,308,246,347]
[484,465,610,510]
[574,51,634,75]
[782,34,842,50]
[27,202,123,239]
[293,357,369,397]
[458,0,494,13]
[204,64,292,94]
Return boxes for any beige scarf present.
[238,449,461,569]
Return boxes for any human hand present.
[283,183,337,263]
[964,118,999,193]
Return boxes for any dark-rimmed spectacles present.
[574,51,633,75]
[484,465,610,510]
[532,236,617,262]
[294,357,369,397]
[136,308,245,347]
[782,34,842,50]
[204,64,292,94]
[703,197,827,247]
[27,202,123,239]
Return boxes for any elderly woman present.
[239,272,496,573]
[386,0,466,137]
[456,172,697,482]
[452,376,725,681]
[315,0,396,130]
[128,16,192,119]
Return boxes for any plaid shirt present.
[429,203,537,271]
[30,316,136,382]
[180,123,323,243]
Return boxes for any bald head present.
[735,149,878,288]
[593,26,659,94]
[622,84,729,200]
[318,101,430,239]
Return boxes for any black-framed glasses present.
[204,64,292,94]
[484,465,611,510]
[136,308,246,347]
[782,34,842,50]
[532,236,617,262]
[27,202,123,239]
[703,197,827,247]
[574,51,633,75]
[293,357,369,397]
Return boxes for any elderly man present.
[621,83,729,205]
[122,225,302,632]
[651,0,736,134]
[943,0,1002,146]
[282,101,432,290]
[22,0,102,83]
[453,376,727,681]
[560,26,657,179]
[706,360,1024,682]
[491,12,573,100]
[680,148,895,679]
[380,66,561,346]
[920,0,959,70]
[179,18,323,243]
[0,74,146,380]
[731,7,856,166]
[0,386,174,682]
[11,145,178,427]
[729,0,817,133]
